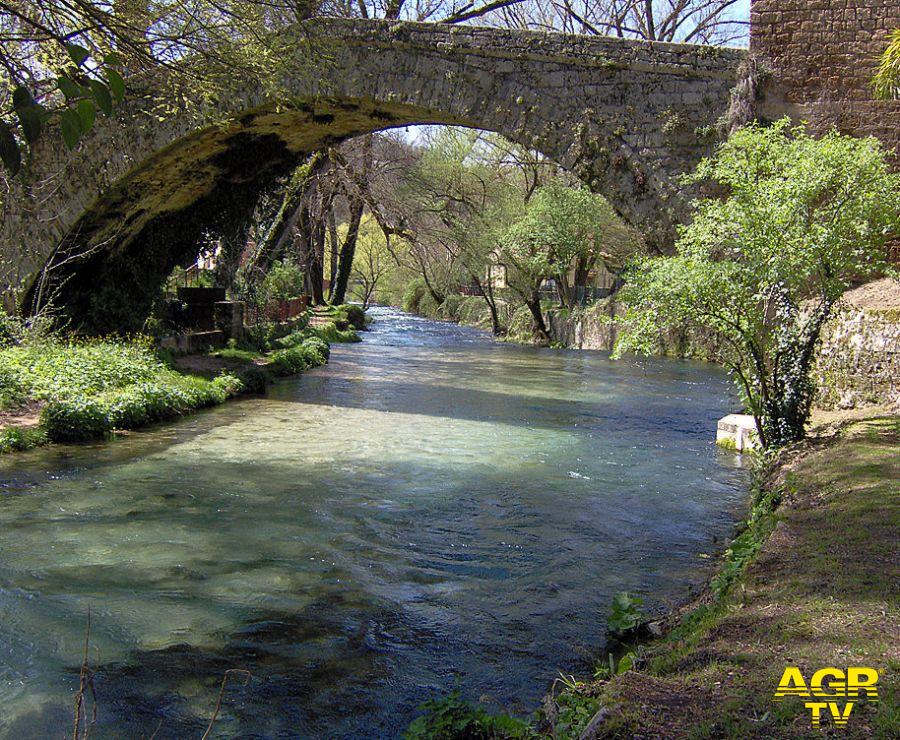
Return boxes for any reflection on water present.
[0,307,747,738]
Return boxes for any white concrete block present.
[716,414,760,452]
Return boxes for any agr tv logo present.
[774,666,879,729]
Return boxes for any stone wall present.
[814,304,900,411]
[751,0,900,159]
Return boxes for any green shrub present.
[236,365,270,394]
[439,294,463,321]
[0,337,165,401]
[402,280,427,314]
[607,592,645,636]
[0,363,25,409]
[312,322,360,344]
[261,259,305,301]
[41,396,112,442]
[405,692,535,739]
[274,331,307,349]
[301,336,329,362]
[0,426,47,453]
[269,337,332,377]
[340,304,367,330]
[0,310,24,348]
[41,372,246,442]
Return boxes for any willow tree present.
[615,121,899,448]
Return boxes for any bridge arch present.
[1,18,745,329]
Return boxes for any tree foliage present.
[615,120,900,448]
[874,28,900,101]
[502,180,638,341]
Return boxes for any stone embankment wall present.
[814,280,900,411]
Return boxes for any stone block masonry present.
[751,0,900,160]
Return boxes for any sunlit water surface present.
[0,307,748,738]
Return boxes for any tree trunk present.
[526,290,550,345]
[764,301,834,447]
[331,197,364,305]
[471,272,503,336]
[253,152,327,272]
[307,212,327,305]
[327,208,339,296]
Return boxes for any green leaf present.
[103,52,123,66]
[89,79,113,116]
[76,99,96,132]
[66,43,90,67]
[59,109,83,149]
[105,69,125,103]
[0,121,22,175]
[57,76,82,100]
[12,86,34,111]
[16,104,43,144]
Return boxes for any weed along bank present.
[0,0,898,738]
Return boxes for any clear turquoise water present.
[0,308,747,738]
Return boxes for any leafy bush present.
[0,363,25,409]
[405,692,535,739]
[301,336,329,363]
[339,304,367,330]
[269,342,328,377]
[0,426,47,453]
[236,365,270,394]
[0,337,165,401]
[439,293,463,321]
[402,280,427,314]
[0,310,25,348]
[607,592,645,636]
[261,259,305,302]
[273,331,307,349]
[304,322,360,344]
[40,372,245,442]
[41,396,112,442]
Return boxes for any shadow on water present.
[0,307,749,738]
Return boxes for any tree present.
[399,128,526,334]
[349,216,392,307]
[874,28,900,101]
[615,120,900,448]
[496,0,747,45]
[0,1,327,174]
[501,180,637,343]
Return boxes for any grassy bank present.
[404,416,898,738]
[0,307,364,453]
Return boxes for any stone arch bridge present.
[1,18,746,330]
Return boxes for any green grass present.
[0,326,341,450]
[0,338,166,406]
[207,346,262,363]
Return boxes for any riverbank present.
[0,305,363,454]
[409,278,900,414]
[544,414,898,739]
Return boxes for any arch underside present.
[38,100,482,332]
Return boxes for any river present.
[0,307,748,738]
